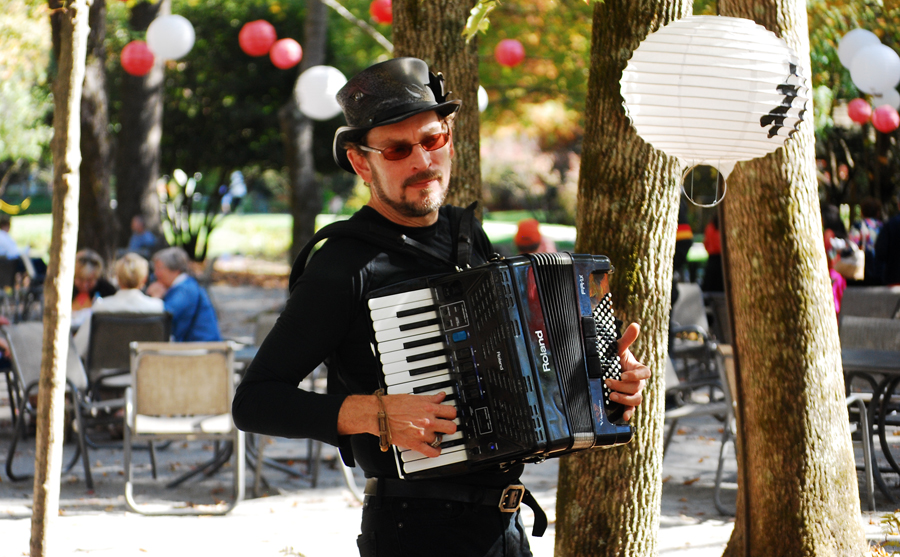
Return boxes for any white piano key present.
[372,310,439,332]
[378,332,443,355]
[369,297,435,321]
[368,288,433,310]
[375,323,441,343]
[382,354,448,376]
[380,341,444,364]
[384,367,451,387]
[402,445,468,473]
[387,374,455,395]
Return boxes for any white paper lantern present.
[478,86,488,112]
[620,15,810,185]
[298,66,347,120]
[838,28,881,68]
[850,44,900,95]
[147,14,195,61]
[873,88,900,110]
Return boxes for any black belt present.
[364,477,547,537]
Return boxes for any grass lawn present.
[9,212,579,263]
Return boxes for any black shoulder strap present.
[450,202,477,270]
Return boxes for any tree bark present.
[717,1,868,555]
[31,0,87,554]
[78,0,117,261]
[284,0,327,263]
[392,0,482,211]
[554,1,689,556]
[113,0,166,248]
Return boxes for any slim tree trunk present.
[392,0,482,210]
[31,0,87,554]
[555,1,689,555]
[114,0,166,247]
[717,1,868,555]
[78,0,116,261]
[284,0,327,263]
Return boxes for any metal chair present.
[3,322,94,489]
[670,282,720,388]
[124,341,244,515]
[0,257,20,320]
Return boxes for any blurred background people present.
[514,218,556,254]
[848,197,884,286]
[74,253,165,358]
[126,215,160,259]
[701,214,724,292]
[822,204,852,315]
[73,249,116,310]
[0,213,20,258]
[876,198,900,286]
[147,247,221,342]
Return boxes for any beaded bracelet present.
[374,389,392,452]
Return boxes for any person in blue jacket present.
[147,246,221,342]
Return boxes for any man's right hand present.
[337,392,457,458]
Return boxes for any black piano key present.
[407,349,448,363]
[399,318,441,332]
[396,305,437,318]
[413,380,455,394]
[409,362,451,376]
[440,438,465,450]
[403,335,444,350]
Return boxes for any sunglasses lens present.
[421,133,449,152]
[381,145,413,161]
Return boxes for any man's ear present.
[346,148,373,183]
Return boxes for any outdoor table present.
[843,348,900,504]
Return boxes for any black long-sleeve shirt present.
[233,205,523,485]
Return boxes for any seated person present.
[0,213,47,284]
[514,218,557,254]
[126,215,161,258]
[73,253,165,358]
[147,247,221,342]
[72,249,117,328]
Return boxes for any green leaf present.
[462,0,499,43]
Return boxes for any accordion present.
[367,252,633,479]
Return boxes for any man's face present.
[347,111,454,226]
[153,260,180,288]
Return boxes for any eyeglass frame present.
[353,121,452,162]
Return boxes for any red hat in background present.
[515,218,542,253]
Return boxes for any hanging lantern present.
[873,89,900,110]
[847,98,873,124]
[297,65,347,120]
[872,105,900,133]
[620,16,810,204]
[478,85,489,113]
[270,38,302,70]
[849,44,900,95]
[837,28,881,68]
[370,0,392,24]
[495,39,525,68]
[239,20,277,57]
[121,40,154,77]
[146,14,195,61]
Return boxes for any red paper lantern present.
[847,98,873,124]
[370,0,392,24]
[121,41,154,77]
[872,104,900,133]
[495,39,525,68]
[239,20,277,57]
[270,38,302,70]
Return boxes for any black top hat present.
[332,58,461,174]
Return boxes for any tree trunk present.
[717,1,868,555]
[554,1,689,555]
[31,1,87,554]
[113,0,166,248]
[78,0,117,262]
[392,0,482,211]
[284,0,327,263]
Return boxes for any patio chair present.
[0,257,19,320]
[3,322,94,489]
[124,341,244,515]
[670,282,720,388]
[840,286,900,324]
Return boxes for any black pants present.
[358,495,533,557]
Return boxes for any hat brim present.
[333,100,461,174]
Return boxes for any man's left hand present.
[605,322,652,422]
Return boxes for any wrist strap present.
[374,389,392,452]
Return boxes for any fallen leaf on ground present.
[683,477,700,485]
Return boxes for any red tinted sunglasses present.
[358,127,451,161]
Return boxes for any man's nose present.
[407,143,433,168]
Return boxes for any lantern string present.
[680,163,727,208]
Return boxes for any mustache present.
[403,170,442,188]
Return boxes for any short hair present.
[0,213,11,229]
[75,249,104,280]
[860,197,882,220]
[115,253,149,289]
[152,246,191,275]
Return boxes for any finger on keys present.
[617,322,640,356]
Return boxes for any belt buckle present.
[498,484,525,513]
